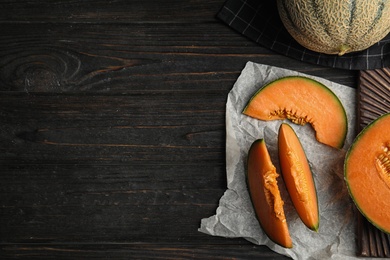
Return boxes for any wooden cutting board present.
[357,68,390,257]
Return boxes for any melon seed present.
[375,144,390,188]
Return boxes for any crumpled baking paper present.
[198,62,373,259]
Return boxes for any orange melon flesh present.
[345,113,390,234]
[278,123,319,231]
[243,76,347,149]
[247,139,293,248]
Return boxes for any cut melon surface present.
[278,123,319,232]
[247,139,293,248]
[243,76,347,149]
[345,113,390,234]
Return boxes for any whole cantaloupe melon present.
[276,0,390,55]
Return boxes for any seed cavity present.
[287,150,309,202]
[263,169,286,221]
[375,143,390,189]
[270,109,311,125]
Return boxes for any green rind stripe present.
[360,0,386,39]
[311,0,333,40]
[345,0,357,42]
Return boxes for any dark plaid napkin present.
[217,0,390,70]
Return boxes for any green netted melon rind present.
[277,0,390,55]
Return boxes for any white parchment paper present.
[198,62,374,259]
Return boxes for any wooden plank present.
[0,243,290,259]
[0,163,226,243]
[0,23,357,93]
[0,0,223,23]
[0,92,226,165]
[0,92,225,242]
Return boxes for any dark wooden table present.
[0,1,358,259]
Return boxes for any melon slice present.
[247,139,292,248]
[243,76,347,149]
[345,113,390,234]
[278,123,319,231]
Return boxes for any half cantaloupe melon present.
[243,76,348,149]
[278,123,319,232]
[345,113,390,234]
[247,139,293,248]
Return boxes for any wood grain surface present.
[0,1,358,259]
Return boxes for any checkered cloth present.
[217,0,390,70]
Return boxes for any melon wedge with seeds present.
[243,76,347,149]
[247,139,293,248]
